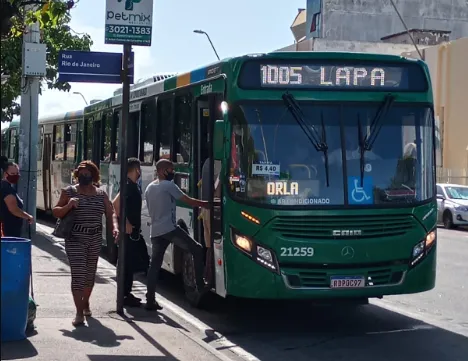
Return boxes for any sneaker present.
[145,301,163,311]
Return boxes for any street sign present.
[58,50,134,84]
[105,0,153,46]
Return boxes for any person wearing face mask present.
[0,156,34,237]
[53,160,119,327]
[112,157,144,307]
[144,159,211,311]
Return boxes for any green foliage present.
[1,0,92,122]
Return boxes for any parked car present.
[436,183,468,229]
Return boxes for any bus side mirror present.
[213,119,224,161]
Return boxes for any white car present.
[436,183,468,229]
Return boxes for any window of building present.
[53,124,65,160]
[174,94,192,164]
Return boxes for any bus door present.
[196,94,224,292]
[43,133,53,211]
[195,99,210,245]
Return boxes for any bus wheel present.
[182,251,205,308]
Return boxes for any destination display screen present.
[238,60,428,91]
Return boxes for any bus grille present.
[285,268,405,288]
[271,214,415,239]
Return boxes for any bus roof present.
[83,51,428,115]
[39,109,84,125]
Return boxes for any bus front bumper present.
[227,245,436,299]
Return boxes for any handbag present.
[52,186,77,239]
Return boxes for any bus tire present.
[182,251,205,308]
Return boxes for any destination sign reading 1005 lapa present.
[259,64,405,90]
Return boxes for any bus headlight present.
[234,234,252,253]
[410,229,436,267]
[231,228,279,273]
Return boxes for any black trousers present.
[123,235,138,296]
[146,226,204,302]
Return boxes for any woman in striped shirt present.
[53,161,119,327]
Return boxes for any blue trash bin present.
[1,237,31,342]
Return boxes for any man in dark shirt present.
[113,158,143,307]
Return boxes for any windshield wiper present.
[282,93,330,186]
[357,94,395,186]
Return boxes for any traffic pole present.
[116,44,132,315]
[18,4,41,238]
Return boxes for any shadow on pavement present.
[127,270,468,361]
[59,316,134,347]
[0,339,38,360]
[33,234,109,284]
[88,356,178,360]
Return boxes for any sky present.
[2,0,305,129]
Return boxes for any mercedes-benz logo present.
[341,246,355,259]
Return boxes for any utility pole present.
[18,4,45,238]
[116,44,131,315]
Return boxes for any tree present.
[1,0,92,122]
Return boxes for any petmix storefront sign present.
[105,0,153,46]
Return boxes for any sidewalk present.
[0,233,230,361]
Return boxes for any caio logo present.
[118,0,141,11]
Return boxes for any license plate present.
[330,276,365,288]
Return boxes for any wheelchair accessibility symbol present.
[348,176,374,205]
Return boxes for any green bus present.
[4,51,438,307]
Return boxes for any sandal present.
[72,314,85,327]
[83,302,92,317]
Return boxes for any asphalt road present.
[36,220,468,361]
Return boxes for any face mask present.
[78,174,93,186]
[165,171,175,182]
[6,173,20,184]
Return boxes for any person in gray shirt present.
[145,159,210,311]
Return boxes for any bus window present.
[102,113,112,162]
[174,94,192,164]
[128,110,140,158]
[66,123,76,162]
[53,124,65,161]
[9,129,17,159]
[157,99,172,160]
[112,110,120,161]
[85,117,93,160]
[37,126,43,161]
[140,101,155,164]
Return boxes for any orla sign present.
[105,0,153,46]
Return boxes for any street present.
[10,222,466,361]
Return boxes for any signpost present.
[105,0,153,46]
[104,0,154,315]
[58,51,134,84]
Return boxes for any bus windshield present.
[229,102,435,207]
